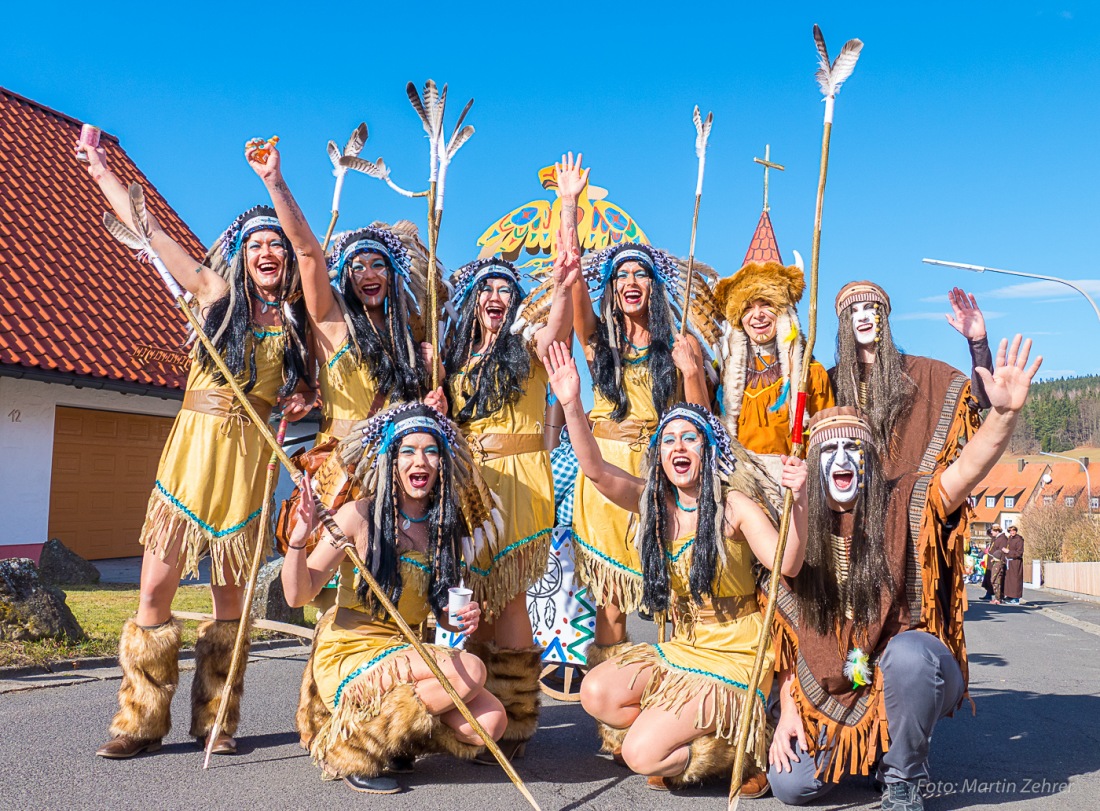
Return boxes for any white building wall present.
[0,376,180,550]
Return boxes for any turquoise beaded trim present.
[332,644,411,709]
[572,531,643,578]
[327,340,351,369]
[252,327,284,340]
[399,554,431,573]
[154,480,262,537]
[654,643,767,705]
[466,527,552,577]
[665,537,696,563]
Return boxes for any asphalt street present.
[2,586,1098,811]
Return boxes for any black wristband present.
[286,542,308,551]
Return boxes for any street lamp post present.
[922,258,1100,326]
[1039,451,1093,516]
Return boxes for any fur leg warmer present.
[296,612,334,749]
[108,617,182,740]
[313,684,434,779]
[665,734,736,789]
[584,637,633,754]
[424,715,483,761]
[190,618,250,738]
[467,640,542,745]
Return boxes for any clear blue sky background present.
[5,1,1099,386]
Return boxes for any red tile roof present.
[742,209,782,266]
[970,460,1049,524]
[0,87,202,392]
[1038,461,1099,504]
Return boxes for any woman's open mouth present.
[672,456,692,475]
[409,472,430,489]
[623,290,643,306]
[855,322,874,335]
[256,260,281,279]
[361,283,382,297]
[485,304,505,320]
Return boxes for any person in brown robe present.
[1003,525,1025,603]
[767,329,1041,811]
[982,525,1007,603]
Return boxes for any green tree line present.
[1009,375,1100,453]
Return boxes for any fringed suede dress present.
[618,530,773,772]
[448,357,555,619]
[139,327,283,585]
[571,348,659,612]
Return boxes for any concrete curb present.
[0,636,305,681]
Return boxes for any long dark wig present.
[444,261,530,424]
[637,403,725,614]
[195,205,309,398]
[334,229,425,401]
[591,255,677,421]
[354,404,464,621]
[833,302,916,451]
[794,439,894,636]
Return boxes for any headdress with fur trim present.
[337,402,503,618]
[194,205,309,398]
[713,257,808,434]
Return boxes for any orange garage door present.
[49,406,175,560]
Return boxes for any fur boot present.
[584,637,633,755]
[108,617,183,740]
[315,684,434,778]
[665,734,735,788]
[424,715,483,761]
[296,611,334,749]
[190,618,250,739]
[467,640,542,750]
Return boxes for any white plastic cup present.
[448,586,473,627]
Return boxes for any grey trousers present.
[767,630,965,805]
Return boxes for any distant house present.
[0,88,203,563]
[1037,459,1100,514]
[969,460,1050,542]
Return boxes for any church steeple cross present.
[753,144,785,213]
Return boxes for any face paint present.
[476,278,514,335]
[741,299,779,345]
[819,437,863,507]
[349,251,389,309]
[613,261,652,316]
[851,302,879,346]
[659,419,704,487]
[397,433,441,499]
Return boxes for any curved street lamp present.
[922,258,1100,326]
[1039,451,1093,516]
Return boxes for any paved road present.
[2,586,1098,811]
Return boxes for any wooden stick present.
[321,210,339,253]
[170,301,538,807]
[172,611,313,640]
[203,418,287,770]
[425,181,441,389]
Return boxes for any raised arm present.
[554,154,599,361]
[533,153,586,359]
[945,287,994,409]
[79,141,227,305]
[672,333,711,408]
[247,142,340,329]
[939,334,1042,513]
[726,455,809,578]
[543,341,645,511]
[281,473,351,607]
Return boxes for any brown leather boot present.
[96,736,163,759]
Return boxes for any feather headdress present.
[339,402,503,570]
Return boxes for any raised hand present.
[551,232,581,290]
[245,136,282,182]
[543,340,581,406]
[77,140,110,181]
[423,386,448,415]
[555,151,589,202]
[779,454,808,498]
[671,333,703,376]
[945,287,987,341]
[976,334,1042,415]
[288,471,318,547]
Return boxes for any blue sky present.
[5,2,1099,383]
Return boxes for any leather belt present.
[592,419,658,451]
[182,388,274,451]
[465,432,545,463]
[673,594,759,626]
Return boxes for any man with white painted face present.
[830,281,994,481]
[765,333,1041,811]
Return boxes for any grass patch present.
[0,584,318,670]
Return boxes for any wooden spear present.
[101,187,539,811]
[321,123,369,251]
[727,26,862,810]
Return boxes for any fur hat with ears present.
[716,260,808,438]
[713,261,806,326]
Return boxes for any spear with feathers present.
[321,122,369,251]
[102,184,540,811]
[338,80,474,389]
[726,25,863,810]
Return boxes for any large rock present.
[250,558,306,626]
[0,558,86,642]
[37,538,101,586]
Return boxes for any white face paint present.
[819,437,863,508]
[850,301,879,346]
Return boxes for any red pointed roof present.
[0,87,201,394]
[742,209,782,266]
